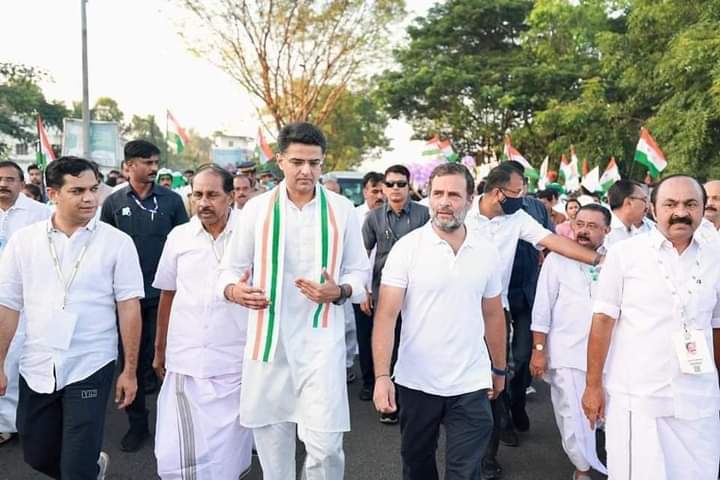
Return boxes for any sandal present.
[0,432,16,446]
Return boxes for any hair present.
[650,174,707,208]
[362,171,384,188]
[234,173,255,188]
[45,156,100,189]
[124,139,161,161]
[192,163,234,194]
[22,183,42,200]
[277,122,326,154]
[476,180,486,195]
[502,160,525,175]
[537,189,559,201]
[483,164,522,194]
[565,197,581,212]
[578,203,611,226]
[384,164,411,182]
[108,169,121,177]
[26,163,40,173]
[0,160,24,181]
[183,169,195,175]
[428,163,475,197]
[607,179,643,210]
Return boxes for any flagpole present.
[81,0,91,160]
[164,109,169,168]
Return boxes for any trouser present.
[16,361,114,480]
[344,303,357,369]
[483,310,513,460]
[353,303,374,388]
[253,422,344,480]
[508,293,533,414]
[0,329,23,432]
[121,300,158,433]
[397,385,493,480]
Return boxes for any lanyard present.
[654,246,702,332]
[47,227,96,309]
[578,264,600,298]
[131,193,159,221]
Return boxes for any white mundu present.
[593,228,720,480]
[531,252,606,475]
[152,210,252,480]
[0,193,50,433]
[218,183,369,480]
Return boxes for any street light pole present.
[81,0,91,159]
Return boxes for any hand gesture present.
[115,370,137,409]
[153,349,166,382]
[360,292,373,316]
[295,269,341,304]
[582,384,605,429]
[227,271,270,310]
[0,370,7,397]
[373,376,397,414]
[529,350,547,379]
[488,373,505,400]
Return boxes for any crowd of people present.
[0,121,719,480]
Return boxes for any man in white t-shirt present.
[373,163,506,480]
[604,179,652,248]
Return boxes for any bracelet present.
[491,366,508,377]
[375,374,391,380]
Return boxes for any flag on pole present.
[634,128,667,178]
[600,157,621,192]
[559,151,580,191]
[539,155,549,189]
[581,158,589,177]
[423,135,458,162]
[167,110,189,155]
[502,136,538,180]
[581,166,601,193]
[256,127,274,164]
[36,116,56,170]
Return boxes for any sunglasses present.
[385,181,408,188]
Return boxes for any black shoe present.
[358,385,373,401]
[511,405,530,432]
[498,428,519,447]
[481,456,503,479]
[120,428,149,452]
[379,411,399,425]
[346,368,356,384]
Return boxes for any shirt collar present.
[647,224,706,250]
[385,198,411,215]
[610,212,630,232]
[423,221,478,249]
[125,182,166,199]
[191,208,236,238]
[7,192,32,211]
[46,214,99,234]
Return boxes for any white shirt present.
[0,193,51,256]
[698,217,720,242]
[593,227,720,419]
[531,252,600,371]
[0,217,144,393]
[605,212,654,248]
[465,198,552,307]
[355,202,375,293]
[381,223,502,396]
[153,210,246,378]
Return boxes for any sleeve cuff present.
[712,317,720,328]
[380,280,407,290]
[593,300,620,320]
[530,322,550,334]
[340,274,367,304]
[0,300,21,313]
[115,291,145,302]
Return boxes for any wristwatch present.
[332,284,352,305]
[534,344,545,352]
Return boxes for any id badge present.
[44,309,79,350]
[672,329,714,375]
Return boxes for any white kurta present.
[218,186,370,432]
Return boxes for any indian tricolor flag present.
[503,136,538,180]
[256,128,274,164]
[634,128,667,178]
[423,135,458,162]
[36,116,56,170]
[600,157,621,192]
[167,110,189,155]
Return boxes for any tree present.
[123,114,168,164]
[71,96,124,124]
[177,0,405,131]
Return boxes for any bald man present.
[704,180,720,230]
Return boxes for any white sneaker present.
[97,451,110,480]
[526,386,537,396]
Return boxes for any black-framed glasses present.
[385,181,408,188]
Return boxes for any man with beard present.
[530,204,612,480]
[101,140,189,452]
[373,163,506,479]
[0,161,51,446]
[583,175,720,480]
[26,164,47,203]
[233,174,254,210]
[152,165,252,479]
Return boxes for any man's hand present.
[489,373,505,400]
[373,376,397,414]
[295,269,341,304]
[115,370,138,410]
[0,369,7,397]
[226,270,270,310]
[360,292,373,316]
[153,348,166,382]
[582,384,605,429]
[530,350,547,378]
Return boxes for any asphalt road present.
[1,369,606,480]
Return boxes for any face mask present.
[500,195,523,215]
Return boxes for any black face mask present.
[500,195,523,215]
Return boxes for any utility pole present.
[81,0,91,159]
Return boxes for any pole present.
[81,0,91,160]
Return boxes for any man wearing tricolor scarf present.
[219,122,370,480]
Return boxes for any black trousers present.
[120,300,157,433]
[508,294,533,414]
[353,303,375,388]
[483,310,513,460]
[16,362,114,480]
[398,385,493,480]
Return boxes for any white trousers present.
[253,422,344,480]
[606,397,720,480]
[0,331,23,432]
[155,372,253,480]
[344,302,356,369]
[548,368,607,474]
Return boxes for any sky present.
[2,0,438,171]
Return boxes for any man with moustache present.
[530,204,612,480]
[604,180,652,248]
[233,173,254,210]
[373,163,506,480]
[101,140,189,452]
[583,175,720,480]
[354,171,385,401]
[0,160,51,446]
[700,180,720,239]
[152,165,252,479]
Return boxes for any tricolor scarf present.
[247,182,344,363]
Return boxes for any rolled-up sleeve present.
[152,230,179,292]
[340,205,371,303]
[362,213,378,252]
[380,237,409,290]
[531,254,560,334]
[518,210,553,249]
[592,247,623,320]
[113,234,145,302]
[0,236,24,312]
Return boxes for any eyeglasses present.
[628,196,648,204]
[385,181,408,188]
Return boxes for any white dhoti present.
[548,368,607,475]
[606,396,720,480]
[155,372,253,480]
[253,421,344,480]
[0,327,24,432]
[343,302,356,369]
